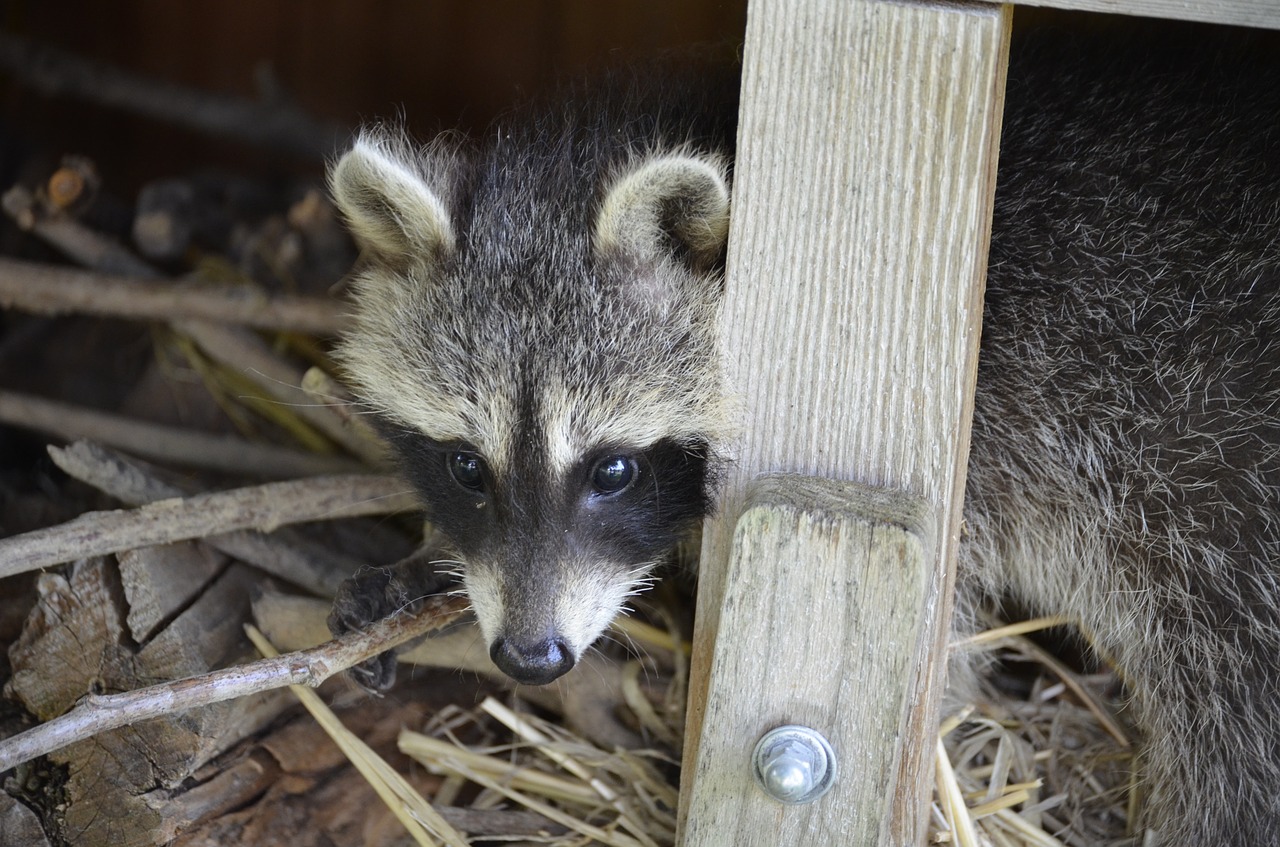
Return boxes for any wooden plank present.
[678,0,1011,844]
[682,477,933,845]
[989,0,1280,30]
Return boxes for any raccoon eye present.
[591,456,637,494]
[447,451,485,492]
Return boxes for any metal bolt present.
[752,725,837,804]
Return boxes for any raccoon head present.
[330,128,731,685]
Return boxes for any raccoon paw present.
[328,559,453,692]
[328,565,400,691]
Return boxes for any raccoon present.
[327,65,738,687]
[959,30,1280,845]
[327,28,1280,846]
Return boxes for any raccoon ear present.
[329,132,456,264]
[593,152,730,270]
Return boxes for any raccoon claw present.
[346,650,400,693]
[328,559,455,693]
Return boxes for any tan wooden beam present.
[987,0,1280,30]
[678,0,1012,843]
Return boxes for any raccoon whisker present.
[312,488,420,522]
[223,368,367,410]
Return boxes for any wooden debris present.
[0,592,468,773]
[175,320,384,464]
[0,33,344,159]
[48,441,379,597]
[0,389,364,478]
[0,473,417,580]
[0,255,346,334]
[2,557,287,847]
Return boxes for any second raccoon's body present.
[330,30,1280,846]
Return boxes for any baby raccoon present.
[329,29,1280,845]
[327,66,738,687]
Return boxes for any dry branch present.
[0,33,344,158]
[177,320,382,462]
[0,389,363,478]
[0,255,346,334]
[48,440,186,505]
[0,594,469,772]
[3,186,161,277]
[0,473,417,579]
[50,441,371,596]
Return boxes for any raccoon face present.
[330,128,731,685]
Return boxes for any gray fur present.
[330,65,737,685]
[331,31,1280,844]
[958,30,1280,844]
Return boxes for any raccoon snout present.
[489,634,576,685]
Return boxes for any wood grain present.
[679,0,1011,843]
[999,0,1280,30]
[682,477,933,846]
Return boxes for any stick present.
[49,442,368,597]
[0,33,343,159]
[0,474,418,580]
[0,595,469,773]
[48,440,207,506]
[0,255,346,335]
[2,186,161,277]
[0,390,364,479]
[247,625,471,847]
[176,320,382,463]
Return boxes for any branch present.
[0,390,364,479]
[176,320,382,463]
[0,594,469,772]
[0,255,346,335]
[0,473,418,580]
[0,33,344,159]
[50,441,369,597]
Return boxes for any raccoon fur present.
[327,64,738,687]
[328,28,1280,845]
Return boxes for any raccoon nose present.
[489,635,575,685]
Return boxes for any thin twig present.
[49,441,367,596]
[2,186,162,277]
[0,473,418,580]
[0,390,363,479]
[177,319,381,463]
[0,33,344,159]
[247,625,471,847]
[0,255,345,335]
[0,595,469,773]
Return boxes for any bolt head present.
[752,725,837,804]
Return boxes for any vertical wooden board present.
[680,0,1011,843]
[682,477,933,846]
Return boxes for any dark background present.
[0,1,751,194]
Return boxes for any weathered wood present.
[119,542,227,643]
[49,441,375,597]
[0,389,365,478]
[0,584,468,774]
[0,792,51,847]
[0,255,346,334]
[0,473,417,579]
[4,558,287,847]
[680,0,1010,844]
[683,477,932,845]
[988,0,1280,30]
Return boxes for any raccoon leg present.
[328,543,460,692]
